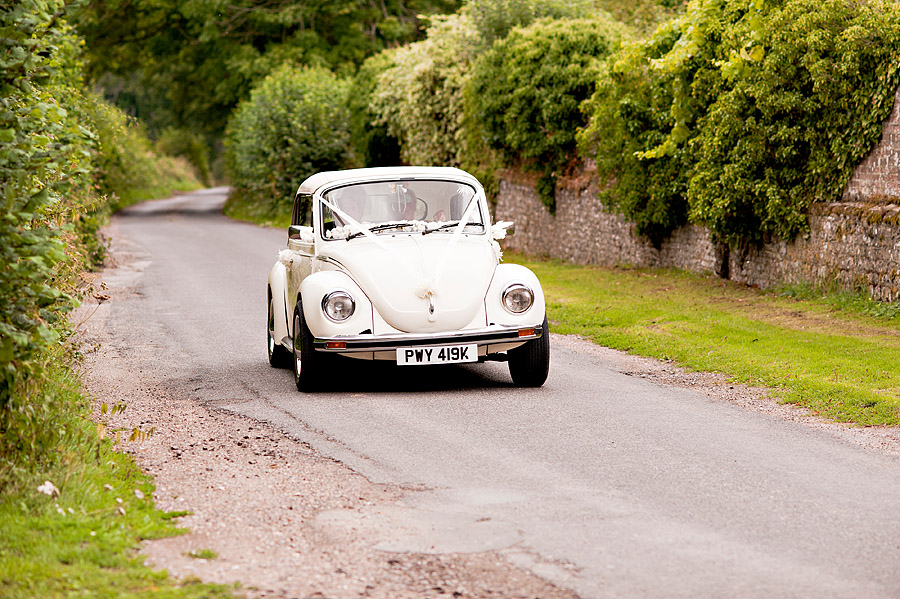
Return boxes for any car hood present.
[320,234,496,333]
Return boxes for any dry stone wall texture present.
[495,87,900,302]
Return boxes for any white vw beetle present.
[267,166,549,391]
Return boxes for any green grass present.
[0,353,236,599]
[223,193,290,229]
[512,255,900,426]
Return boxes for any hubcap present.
[293,315,302,378]
[267,297,276,355]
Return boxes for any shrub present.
[1,1,93,438]
[84,97,201,208]
[578,18,696,245]
[463,0,596,47]
[371,14,481,167]
[225,65,351,215]
[468,16,630,211]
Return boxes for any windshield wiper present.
[422,221,484,235]
[345,221,412,241]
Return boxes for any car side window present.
[292,193,313,227]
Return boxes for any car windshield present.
[320,180,484,240]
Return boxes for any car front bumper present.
[313,323,543,353]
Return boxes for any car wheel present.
[292,302,327,392]
[267,290,291,368]
[507,313,550,387]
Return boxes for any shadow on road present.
[179,356,524,403]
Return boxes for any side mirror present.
[288,225,314,242]
[491,221,514,240]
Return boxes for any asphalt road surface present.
[105,188,900,598]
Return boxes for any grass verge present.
[511,254,900,426]
[223,192,291,229]
[0,346,236,598]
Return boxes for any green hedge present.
[688,0,900,246]
[156,127,212,186]
[468,16,630,211]
[224,65,351,216]
[577,19,693,245]
[1,0,199,479]
[0,2,87,432]
[579,0,900,247]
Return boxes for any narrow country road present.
[84,188,900,599]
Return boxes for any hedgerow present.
[579,0,900,247]
[468,16,630,211]
[84,97,202,208]
[156,127,212,186]
[224,65,351,218]
[1,0,199,480]
[1,1,95,470]
[368,5,625,207]
[577,18,697,246]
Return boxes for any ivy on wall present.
[579,0,900,247]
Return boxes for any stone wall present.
[495,176,717,273]
[495,86,900,302]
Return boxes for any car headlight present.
[322,290,355,322]
[502,283,534,314]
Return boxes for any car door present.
[286,192,314,311]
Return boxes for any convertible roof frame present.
[296,166,481,196]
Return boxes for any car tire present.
[292,302,328,392]
[507,314,550,387]
[267,290,291,368]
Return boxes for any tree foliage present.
[224,65,351,213]
[73,0,461,139]
[348,52,402,168]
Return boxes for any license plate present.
[396,344,477,366]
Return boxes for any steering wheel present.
[414,198,428,220]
